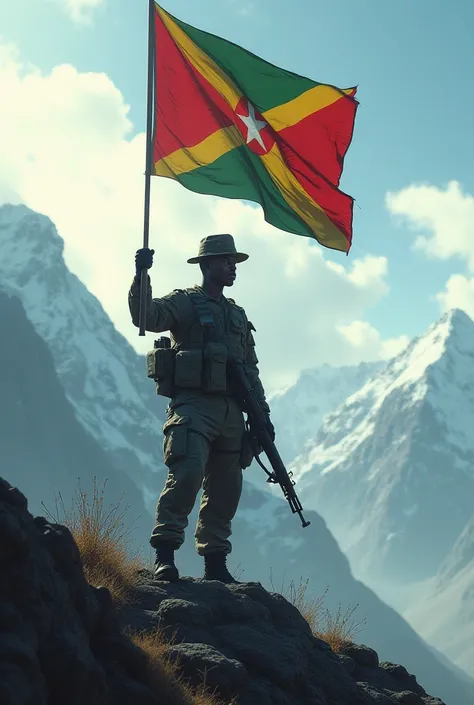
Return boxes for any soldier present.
[129,234,274,584]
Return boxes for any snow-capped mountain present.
[269,361,383,463]
[1,288,471,705]
[1,203,474,702]
[0,288,152,544]
[289,308,474,586]
[0,204,167,510]
[403,514,474,677]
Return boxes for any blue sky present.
[1,0,474,384]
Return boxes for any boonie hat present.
[187,234,249,264]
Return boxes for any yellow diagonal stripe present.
[155,3,353,185]
[157,5,242,111]
[264,85,354,131]
[154,126,244,177]
[153,85,351,178]
[261,143,348,251]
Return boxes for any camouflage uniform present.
[128,267,268,557]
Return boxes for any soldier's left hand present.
[135,247,155,275]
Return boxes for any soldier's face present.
[208,256,237,287]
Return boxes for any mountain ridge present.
[0,203,168,509]
[0,287,153,544]
[269,360,383,464]
[1,202,472,702]
[288,306,474,586]
[403,514,474,676]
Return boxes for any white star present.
[236,102,268,151]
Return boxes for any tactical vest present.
[146,288,249,398]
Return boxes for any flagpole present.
[138,0,156,336]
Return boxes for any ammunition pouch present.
[202,342,227,393]
[146,338,176,398]
[174,349,203,389]
[145,290,240,397]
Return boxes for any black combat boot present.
[203,552,238,584]
[154,543,179,582]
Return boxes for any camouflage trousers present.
[150,391,245,556]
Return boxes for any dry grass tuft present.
[43,478,143,605]
[317,600,363,653]
[271,573,366,653]
[44,480,233,704]
[131,630,235,705]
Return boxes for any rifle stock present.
[229,360,311,529]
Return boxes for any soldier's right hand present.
[135,247,155,275]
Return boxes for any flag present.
[152,3,358,253]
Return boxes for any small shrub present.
[316,599,364,653]
[270,572,366,653]
[43,478,142,604]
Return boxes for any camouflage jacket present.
[128,276,269,413]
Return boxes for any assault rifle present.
[228,360,311,529]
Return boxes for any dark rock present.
[0,476,449,705]
[380,663,423,691]
[357,683,395,704]
[215,622,308,686]
[382,663,412,679]
[0,480,159,705]
[122,577,449,705]
[0,510,29,562]
[166,642,248,697]
[93,586,114,614]
[158,598,214,628]
[174,625,222,649]
[341,642,380,668]
[0,478,28,510]
[390,692,424,704]
[381,663,434,696]
[339,653,357,674]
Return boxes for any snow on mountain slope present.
[0,288,153,549]
[269,361,383,463]
[404,515,474,677]
[437,514,474,585]
[0,203,166,508]
[289,308,474,585]
[1,204,473,701]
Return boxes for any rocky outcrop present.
[0,478,445,705]
[0,478,161,705]
[121,574,444,705]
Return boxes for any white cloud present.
[386,180,474,324]
[436,274,474,320]
[52,0,105,23]
[386,180,474,271]
[346,255,389,294]
[0,43,398,393]
[337,320,409,363]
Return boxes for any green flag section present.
[153,3,358,252]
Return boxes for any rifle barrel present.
[229,360,311,529]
